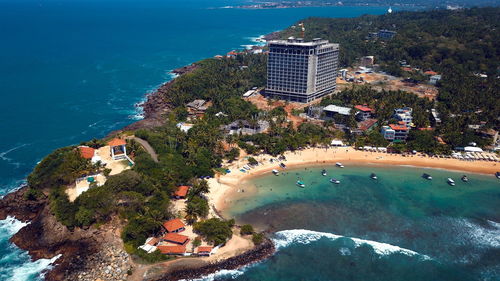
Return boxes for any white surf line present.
[273,229,431,260]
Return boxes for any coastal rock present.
[0,186,47,221]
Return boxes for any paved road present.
[129,136,159,162]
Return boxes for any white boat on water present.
[336,162,344,168]
[447,178,456,186]
[329,178,340,184]
[370,173,378,180]
[296,180,305,188]
[272,169,279,176]
[321,169,327,176]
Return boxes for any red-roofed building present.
[354,105,373,120]
[197,246,213,256]
[357,119,378,132]
[424,70,438,76]
[161,233,189,245]
[173,186,190,199]
[108,138,127,160]
[163,219,185,233]
[79,146,95,159]
[382,124,410,142]
[389,124,409,131]
[157,245,186,255]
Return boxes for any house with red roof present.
[354,105,373,121]
[157,245,186,255]
[382,123,410,142]
[108,138,127,160]
[161,233,189,245]
[197,246,213,256]
[163,219,186,233]
[79,146,95,159]
[173,186,190,199]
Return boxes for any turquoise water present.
[0,1,389,280]
[217,165,500,281]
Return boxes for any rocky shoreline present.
[0,57,277,280]
[118,63,199,133]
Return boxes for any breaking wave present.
[0,217,62,281]
[273,229,431,260]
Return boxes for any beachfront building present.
[394,107,413,126]
[163,219,186,233]
[382,124,410,142]
[157,245,186,255]
[354,105,373,121]
[197,246,213,256]
[266,38,339,103]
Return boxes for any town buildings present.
[394,107,413,126]
[266,38,339,103]
[381,123,410,142]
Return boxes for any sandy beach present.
[207,146,500,213]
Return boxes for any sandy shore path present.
[207,147,500,214]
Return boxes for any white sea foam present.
[181,268,245,281]
[454,219,500,248]
[10,254,62,281]
[0,217,62,281]
[273,229,431,259]
[0,216,29,237]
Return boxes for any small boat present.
[329,178,340,184]
[422,173,432,180]
[336,162,344,168]
[239,169,246,173]
[243,165,251,170]
[370,173,378,180]
[461,175,469,182]
[272,169,279,176]
[321,169,327,176]
[447,178,455,186]
[280,163,287,169]
[496,172,500,179]
[296,180,305,188]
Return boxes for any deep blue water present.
[0,0,389,280]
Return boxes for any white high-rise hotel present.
[266,38,339,103]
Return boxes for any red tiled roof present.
[389,124,409,131]
[162,233,189,245]
[108,138,126,146]
[354,105,373,112]
[157,245,186,254]
[79,146,95,159]
[174,186,190,198]
[358,119,378,131]
[163,219,185,232]
[197,246,213,253]
[418,127,434,131]
[424,70,438,75]
[402,67,413,72]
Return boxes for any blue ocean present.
[0,0,424,280]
